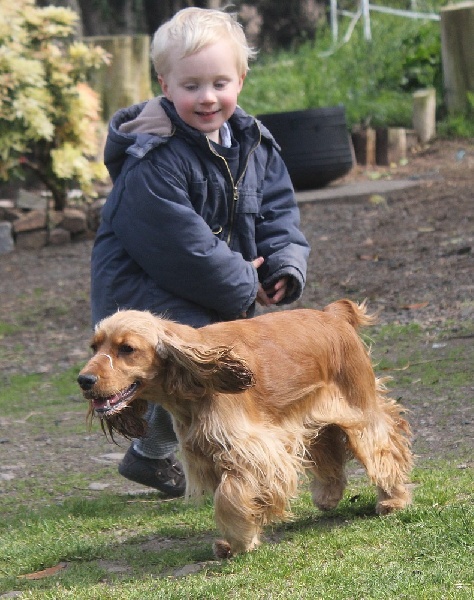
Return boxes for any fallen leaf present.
[379,363,410,372]
[357,254,379,261]
[401,302,429,310]
[368,194,387,206]
[18,562,68,580]
[367,171,382,180]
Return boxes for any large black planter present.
[257,106,353,190]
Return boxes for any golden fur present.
[78,299,413,558]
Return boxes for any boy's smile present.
[158,40,245,144]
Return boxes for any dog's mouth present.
[90,381,140,415]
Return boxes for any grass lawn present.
[0,324,472,599]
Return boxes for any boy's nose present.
[199,86,216,103]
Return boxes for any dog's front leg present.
[212,474,263,558]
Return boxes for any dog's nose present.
[77,373,98,390]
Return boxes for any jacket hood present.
[104,98,173,182]
[104,96,279,182]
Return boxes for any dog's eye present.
[90,343,98,354]
[118,344,135,356]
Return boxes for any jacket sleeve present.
[255,146,310,304]
[106,156,259,320]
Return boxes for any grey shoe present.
[118,445,186,497]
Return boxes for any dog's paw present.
[311,479,345,511]
[376,496,411,515]
[213,539,233,559]
[376,485,412,515]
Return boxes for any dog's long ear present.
[156,337,255,400]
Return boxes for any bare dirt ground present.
[0,138,473,499]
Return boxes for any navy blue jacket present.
[91,97,310,327]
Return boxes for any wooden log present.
[440,2,474,114]
[376,128,407,166]
[351,126,376,165]
[413,88,436,143]
[84,35,153,122]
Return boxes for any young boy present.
[91,7,310,497]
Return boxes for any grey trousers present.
[132,403,178,459]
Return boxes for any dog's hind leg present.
[344,393,413,515]
[307,425,348,511]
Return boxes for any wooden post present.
[440,2,474,114]
[376,128,407,166]
[84,35,153,122]
[351,126,376,165]
[413,88,436,143]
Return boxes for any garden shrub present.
[0,0,110,210]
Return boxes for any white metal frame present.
[330,1,441,43]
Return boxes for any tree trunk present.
[78,0,147,36]
[84,35,153,122]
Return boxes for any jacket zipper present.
[206,129,261,246]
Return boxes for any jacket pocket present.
[236,190,262,216]
[232,190,263,257]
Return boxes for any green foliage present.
[241,14,443,129]
[0,0,110,210]
[438,91,474,137]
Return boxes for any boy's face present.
[158,40,245,144]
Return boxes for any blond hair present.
[150,7,257,77]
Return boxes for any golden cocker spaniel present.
[78,299,413,558]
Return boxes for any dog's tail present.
[323,299,377,329]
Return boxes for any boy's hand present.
[251,257,274,307]
[257,276,290,306]
[251,256,265,270]
[243,257,290,313]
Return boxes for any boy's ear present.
[157,75,170,99]
[238,73,246,93]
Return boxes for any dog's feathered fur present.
[78,300,413,558]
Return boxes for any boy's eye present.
[184,83,197,91]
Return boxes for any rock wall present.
[0,190,105,255]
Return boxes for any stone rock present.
[49,210,65,228]
[0,222,14,255]
[0,199,15,210]
[88,198,106,231]
[71,229,95,242]
[89,482,110,491]
[49,227,71,246]
[16,189,48,211]
[0,206,22,222]
[15,230,48,250]
[12,210,47,233]
[61,208,87,233]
